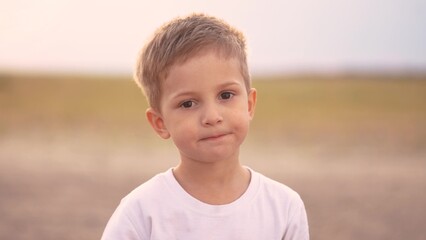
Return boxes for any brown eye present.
[220,92,233,100]
[181,101,193,108]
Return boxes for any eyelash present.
[178,91,235,109]
[180,100,195,109]
[219,91,235,100]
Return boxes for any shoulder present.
[101,169,173,239]
[252,169,304,208]
[249,169,309,239]
[120,169,171,208]
[255,170,301,198]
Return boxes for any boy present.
[102,13,309,239]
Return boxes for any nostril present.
[202,116,223,126]
[202,111,223,126]
[201,102,224,126]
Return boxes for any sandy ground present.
[1,126,425,240]
[1,75,425,239]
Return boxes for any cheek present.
[231,100,252,120]
[229,109,251,133]
[167,119,197,144]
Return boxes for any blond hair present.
[134,13,250,110]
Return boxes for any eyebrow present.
[216,81,243,90]
[169,80,243,100]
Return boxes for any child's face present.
[147,51,256,164]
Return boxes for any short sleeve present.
[282,197,309,240]
[101,200,145,240]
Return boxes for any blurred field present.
[1,73,425,240]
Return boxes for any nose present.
[201,102,223,126]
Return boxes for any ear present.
[247,88,257,120]
[146,108,171,139]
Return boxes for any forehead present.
[161,51,244,95]
[164,45,239,75]
[161,46,243,82]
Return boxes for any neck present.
[172,155,251,205]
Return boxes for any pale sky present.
[1,0,425,75]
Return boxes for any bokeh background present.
[1,1,426,239]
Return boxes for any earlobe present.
[146,108,170,139]
[248,88,257,119]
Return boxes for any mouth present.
[200,133,230,141]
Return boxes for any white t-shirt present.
[102,168,309,240]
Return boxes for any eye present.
[219,91,234,100]
[180,100,194,109]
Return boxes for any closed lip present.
[200,133,230,141]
